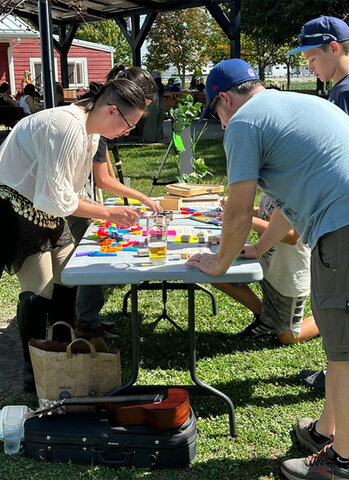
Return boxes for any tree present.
[241,0,348,46]
[205,17,231,64]
[75,20,131,65]
[240,0,348,85]
[205,0,348,84]
[143,8,212,85]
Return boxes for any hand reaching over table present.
[186,252,227,276]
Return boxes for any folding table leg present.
[187,284,236,437]
[106,284,139,395]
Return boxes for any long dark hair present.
[24,83,36,96]
[106,64,158,102]
[91,77,146,115]
[0,82,10,93]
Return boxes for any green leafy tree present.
[241,0,348,46]
[241,34,304,83]
[205,0,347,85]
[75,20,131,65]
[205,18,231,64]
[241,0,348,86]
[144,8,211,85]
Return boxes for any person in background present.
[19,84,41,115]
[21,70,32,91]
[169,78,182,92]
[0,82,18,106]
[142,71,165,142]
[164,78,174,91]
[190,76,206,92]
[213,193,319,345]
[286,15,349,392]
[0,78,146,392]
[70,65,162,339]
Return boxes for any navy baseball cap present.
[201,59,259,119]
[286,16,349,55]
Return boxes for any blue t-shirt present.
[225,89,349,248]
[329,74,349,114]
[170,85,182,92]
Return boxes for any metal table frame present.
[106,282,237,436]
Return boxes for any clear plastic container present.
[0,405,30,441]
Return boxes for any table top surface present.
[62,215,263,286]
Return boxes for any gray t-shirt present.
[225,89,349,248]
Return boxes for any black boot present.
[48,283,77,342]
[17,291,50,392]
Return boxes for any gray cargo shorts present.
[311,224,349,361]
[260,278,306,337]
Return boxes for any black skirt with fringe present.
[0,195,72,277]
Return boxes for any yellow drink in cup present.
[148,242,167,264]
[147,213,169,265]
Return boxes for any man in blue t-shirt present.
[169,78,182,92]
[186,58,349,480]
[286,16,349,394]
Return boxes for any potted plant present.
[170,93,212,184]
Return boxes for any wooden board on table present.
[166,183,224,198]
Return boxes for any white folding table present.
[62,217,263,436]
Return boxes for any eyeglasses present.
[107,104,136,132]
[297,32,337,46]
[210,95,221,121]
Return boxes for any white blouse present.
[0,103,99,217]
[19,95,33,115]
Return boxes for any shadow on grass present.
[189,375,323,420]
[0,451,287,480]
[189,457,284,480]
[107,312,281,371]
[103,311,323,419]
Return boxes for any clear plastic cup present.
[3,416,23,454]
[147,213,168,265]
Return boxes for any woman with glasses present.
[0,77,148,392]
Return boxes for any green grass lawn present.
[0,139,326,480]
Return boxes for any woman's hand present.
[108,206,139,227]
[142,197,163,213]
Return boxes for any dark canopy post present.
[55,24,78,89]
[230,0,241,58]
[38,0,56,108]
[203,0,240,58]
[115,12,158,67]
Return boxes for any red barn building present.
[0,15,114,96]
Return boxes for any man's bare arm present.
[242,207,295,258]
[186,179,257,275]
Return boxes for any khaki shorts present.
[311,224,349,361]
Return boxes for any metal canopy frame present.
[9,0,240,108]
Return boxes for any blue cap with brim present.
[200,59,259,120]
[286,43,327,55]
[286,15,349,55]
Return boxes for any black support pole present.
[38,0,56,108]
[231,0,241,58]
